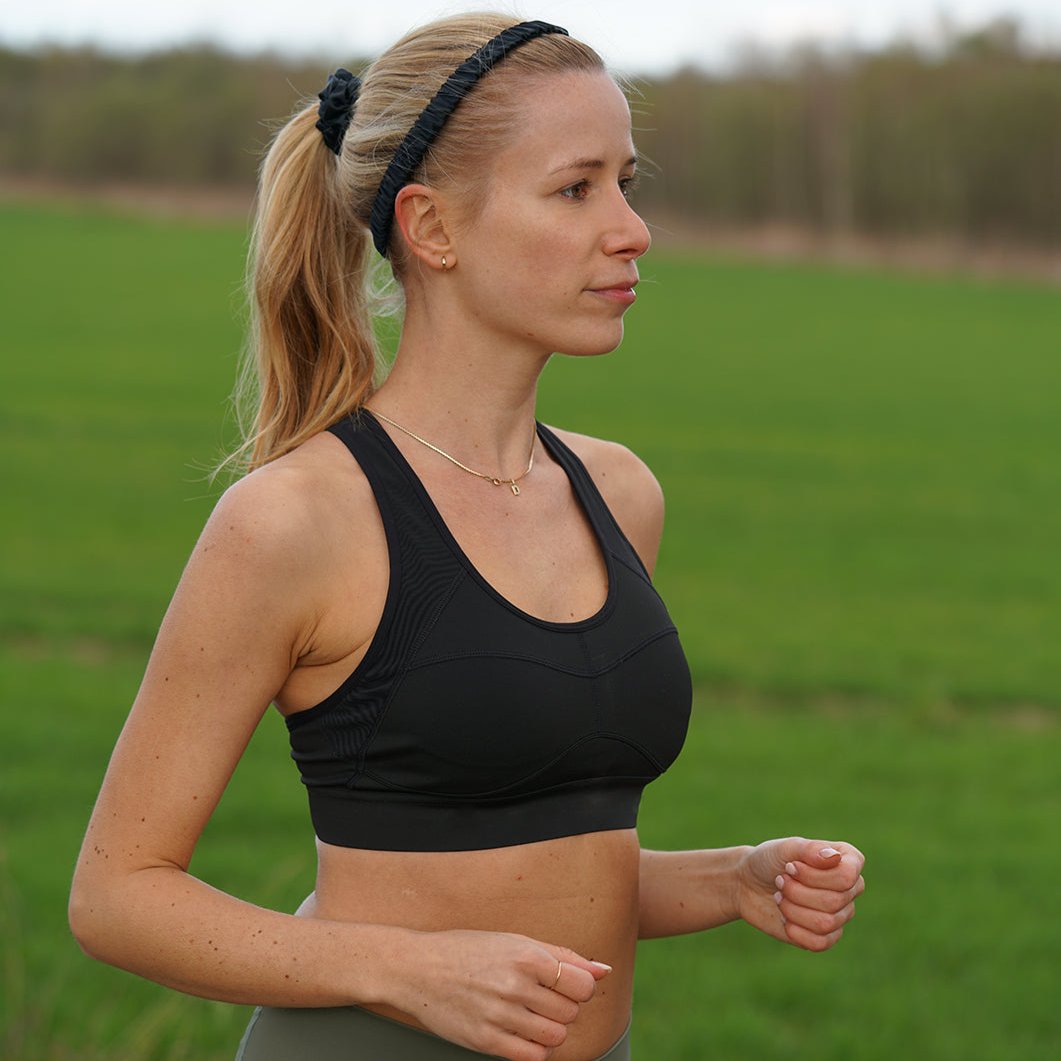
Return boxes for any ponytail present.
[231,103,378,473]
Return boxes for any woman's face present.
[451,70,651,359]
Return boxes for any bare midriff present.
[297,828,641,1061]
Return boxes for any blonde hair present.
[229,12,605,473]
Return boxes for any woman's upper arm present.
[80,469,326,876]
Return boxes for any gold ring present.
[551,961,563,989]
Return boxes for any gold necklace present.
[369,409,535,496]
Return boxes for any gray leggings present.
[236,1004,631,1060]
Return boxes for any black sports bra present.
[285,411,692,851]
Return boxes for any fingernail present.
[773,890,783,905]
[590,961,612,972]
[774,874,785,890]
[820,847,841,859]
[785,862,798,877]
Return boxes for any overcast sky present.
[5,1,1060,74]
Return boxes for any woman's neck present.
[371,313,550,476]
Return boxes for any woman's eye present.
[560,181,590,201]
[561,176,640,202]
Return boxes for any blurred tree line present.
[0,44,335,189]
[1,17,1058,244]
[633,18,1061,245]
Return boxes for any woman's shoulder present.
[545,425,663,505]
[545,425,665,574]
[204,430,377,571]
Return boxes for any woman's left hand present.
[736,838,866,952]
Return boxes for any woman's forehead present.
[500,72,636,172]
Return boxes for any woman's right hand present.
[387,928,611,1061]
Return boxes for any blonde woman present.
[69,14,866,1061]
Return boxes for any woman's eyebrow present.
[548,154,639,175]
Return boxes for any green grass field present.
[2,200,1059,1059]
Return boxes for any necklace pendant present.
[511,483,520,496]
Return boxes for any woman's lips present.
[588,286,637,306]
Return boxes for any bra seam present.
[404,626,679,678]
[346,567,468,785]
[611,548,656,584]
[576,629,604,731]
[357,755,662,803]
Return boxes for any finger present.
[539,946,610,998]
[550,959,597,1004]
[777,874,864,914]
[784,851,864,891]
[784,839,865,872]
[540,959,564,991]
[547,946,612,981]
[778,892,856,938]
[526,986,581,1026]
[503,1007,570,1051]
[799,840,865,872]
[785,861,863,893]
[479,1026,555,1061]
[783,919,846,953]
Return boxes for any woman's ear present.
[393,184,456,271]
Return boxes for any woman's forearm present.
[69,863,418,1008]
[637,846,753,939]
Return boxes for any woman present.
[69,14,865,1061]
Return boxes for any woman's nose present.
[604,194,652,259]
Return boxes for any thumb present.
[796,840,845,870]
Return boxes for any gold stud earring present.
[441,255,447,269]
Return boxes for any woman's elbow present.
[68,870,116,961]
[68,886,98,958]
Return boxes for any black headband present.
[369,20,569,257]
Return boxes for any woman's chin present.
[556,327,627,359]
